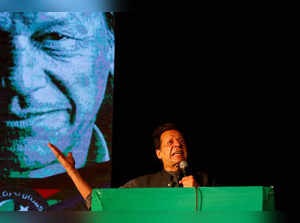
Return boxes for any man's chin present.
[0,122,93,178]
[171,156,185,163]
[1,137,65,173]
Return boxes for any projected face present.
[156,130,188,172]
[0,12,114,178]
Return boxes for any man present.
[0,12,114,211]
[0,12,114,180]
[48,123,212,210]
[121,123,210,188]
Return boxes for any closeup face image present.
[0,12,114,178]
[156,129,188,172]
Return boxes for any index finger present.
[48,142,72,170]
[48,142,65,159]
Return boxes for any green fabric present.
[91,186,275,212]
[91,187,276,222]
[86,211,279,223]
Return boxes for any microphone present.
[179,160,189,177]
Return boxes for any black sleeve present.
[120,178,140,188]
[85,192,92,210]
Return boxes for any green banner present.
[92,186,275,212]
[90,187,277,223]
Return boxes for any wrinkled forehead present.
[0,12,106,31]
[161,130,184,141]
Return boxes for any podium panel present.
[91,186,275,212]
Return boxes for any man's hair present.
[152,123,182,150]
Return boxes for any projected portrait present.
[0,12,114,180]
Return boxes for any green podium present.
[90,187,278,223]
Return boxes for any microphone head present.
[179,160,188,170]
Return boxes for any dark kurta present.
[121,170,211,188]
[84,169,212,210]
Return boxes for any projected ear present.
[104,20,115,76]
[108,40,115,76]
[103,12,115,76]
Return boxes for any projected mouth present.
[0,109,69,129]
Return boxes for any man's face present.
[156,130,188,172]
[0,12,113,177]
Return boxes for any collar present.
[161,169,181,187]
[86,125,110,163]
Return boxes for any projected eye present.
[40,32,69,41]
[34,32,71,42]
[32,32,80,55]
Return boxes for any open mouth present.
[172,151,184,156]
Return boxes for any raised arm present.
[48,143,92,200]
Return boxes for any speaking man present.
[48,123,213,210]
[121,123,211,188]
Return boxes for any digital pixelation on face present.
[0,12,114,178]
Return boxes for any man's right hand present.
[179,175,198,187]
[48,142,92,200]
[48,142,75,170]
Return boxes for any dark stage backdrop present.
[0,12,294,212]
[112,13,293,211]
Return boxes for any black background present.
[112,13,295,211]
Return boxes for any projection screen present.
[0,12,114,211]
